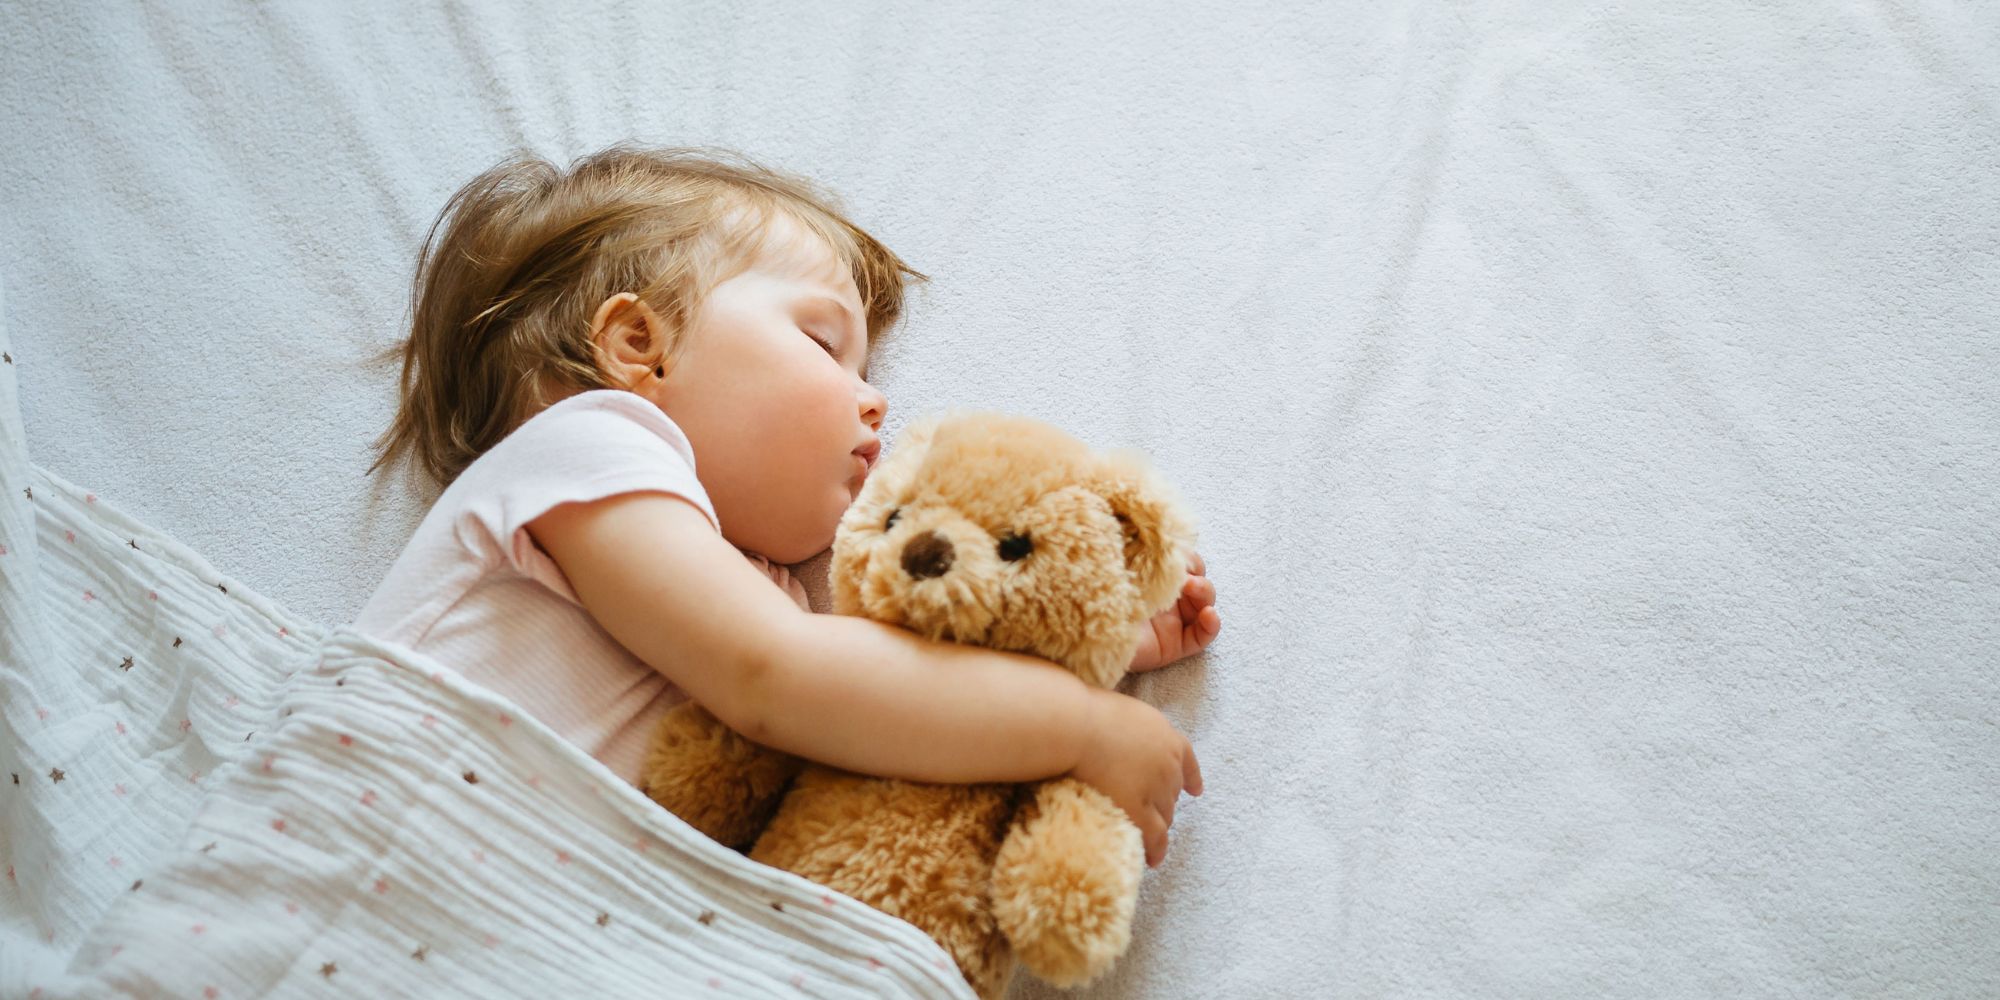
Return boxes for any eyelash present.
[806,325,871,382]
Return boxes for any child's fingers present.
[1188,551,1206,577]
[1176,578,1215,628]
[1182,607,1219,651]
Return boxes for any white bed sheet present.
[3,1,1997,997]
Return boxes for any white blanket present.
[3,1,1998,997]
[0,317,970,996]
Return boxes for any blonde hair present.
[367,143,924,487]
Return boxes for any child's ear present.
[1092,451,1196,615]
[590,293,671,390]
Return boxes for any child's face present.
[648,216,888,563]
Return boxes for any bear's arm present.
[640,700,804,850]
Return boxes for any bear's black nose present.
[901,531,955,580]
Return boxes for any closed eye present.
[804,330,839,358]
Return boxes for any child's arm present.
[530,491,1203,865]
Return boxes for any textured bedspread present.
[3,2,1997,996]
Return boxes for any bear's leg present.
[639,701,802,850]
[989,778,1144,987]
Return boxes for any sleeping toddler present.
[354,144,1220,866]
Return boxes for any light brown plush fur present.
[641,413,1195,998]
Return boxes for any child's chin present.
[772,508,843,565]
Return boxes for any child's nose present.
[859,384,887,431]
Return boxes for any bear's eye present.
[885,508,902,531]
[997,533,1033,562]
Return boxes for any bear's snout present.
[901,531,956,580]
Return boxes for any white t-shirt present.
[353,389,808,782]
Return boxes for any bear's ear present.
[1092,450,1196,615]
[881,414,948,471]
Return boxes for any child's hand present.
[1128,552,1221,673]
[1072,688,1204,868]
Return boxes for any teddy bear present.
[639,411,1197,998]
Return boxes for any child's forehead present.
[748,214,848,278]
[736,211,861,295]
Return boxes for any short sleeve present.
[450,390,720,602]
